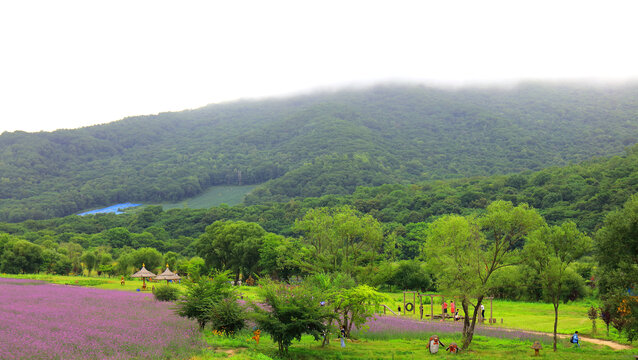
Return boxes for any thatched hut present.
[155,264,181,284]
[131,264,156,290]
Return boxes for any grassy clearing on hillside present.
[160,185,257,209]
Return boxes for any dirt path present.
[498,328,632,350]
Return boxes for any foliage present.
[258,233,304,281]
[0,239,44,274]
[196,220,266,279]
[525,222,591,351]
[387,260,433,292]
[424,200,545,349]
[175,271,234,329]
[294,205,383,277]
[250,279,330,353]
[331,285,386,337]
[208,298,246,335]
[595,195,638,340]
[153,284,180,302]
[588,306,598,335]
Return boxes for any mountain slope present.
[2,83,638,221]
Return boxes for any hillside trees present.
[4,84,638,221]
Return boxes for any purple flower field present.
[362,315,553,342]
[0,278,202,360]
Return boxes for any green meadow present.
[159,185,257,210]
[196,331,634,360]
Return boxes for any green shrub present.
[154,284,180,302]
[176,271,234,329]
[209,298,246,335]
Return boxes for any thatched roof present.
[155,264,181,280]
[131,264,156,278]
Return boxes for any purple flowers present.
[361,315,552,342]
[0,278,201,359]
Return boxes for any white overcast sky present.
[1,0,638,133]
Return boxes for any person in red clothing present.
[450,300,456,314]
[442,301,448,320]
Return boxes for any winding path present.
[503,328,632,350]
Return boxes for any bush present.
[560,267,588,303]
[251,280,330,353]
[176,271,234,329]
[154,284,180,302]
[210,298,246,335]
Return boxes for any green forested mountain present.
[4,142,638,244]
[2,83,638,222]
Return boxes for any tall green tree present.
[294,206,383,276]
[81,251,97,275]
[424,201,544,349]
[196,220,266,280]
[525,222,591,351]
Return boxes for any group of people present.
[441,300,488,321]
[441,300,465,321]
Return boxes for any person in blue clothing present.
[340,326,347,348]
[570,331,580,347]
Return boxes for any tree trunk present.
[553,300,559,352]
[462,296,483,350]
[322,319,332,347]
[461,297,471,336]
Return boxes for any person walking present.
[570,331,580,347]
[480,303,485,319]
[450,301,455,315]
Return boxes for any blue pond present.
[78,203,142,216]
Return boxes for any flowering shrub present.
[0,278,202,359]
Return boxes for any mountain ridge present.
[1,83,638,222]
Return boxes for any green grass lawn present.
[159,185,257,210]
[378,292,626,341]
[196,330,636,360]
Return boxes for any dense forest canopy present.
[3,143,638,246]
[2,83,638,222]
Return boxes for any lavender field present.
[362,315,553,343]
[0,278,201,360]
